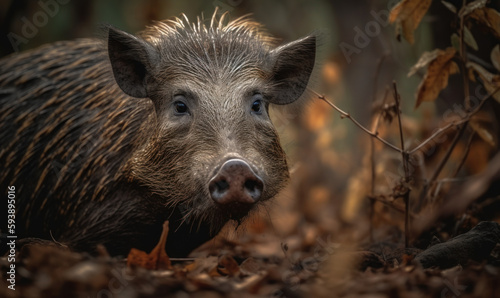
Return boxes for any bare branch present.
[393,81,411,248]
[310,89,402,153]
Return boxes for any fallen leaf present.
[492,45,500,71]
[389,0,432,44]
[467,61,500,102]
[469,7,500,39]
[458,0,487,18]
[415,47,458,108]
[216,254,240,276]
[127,221,172,270]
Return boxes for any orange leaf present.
[127,220,172,270]
[415,48,458,108]
[216,254,240,276]
[389,0,432,44]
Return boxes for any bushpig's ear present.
[107,27,158,98]
[268,35,316,105]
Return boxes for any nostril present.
[215,180,229,192]
[244,177,264,200]
[244,180,256,191]
[209,159,265,205]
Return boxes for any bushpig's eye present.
[251,94,263,114]
[173,96,189,115]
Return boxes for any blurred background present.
[1,0,498,248]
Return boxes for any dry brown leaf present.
[216,254,240,276]
[415,48,458,108]
[470,113,496,147]
[492,45,500,71]
[127,221,172,270]
[469,7,500,39]
[408,49,443,77]
[458,0,487,18]
[467,61,500,102]
[389,0,432,44]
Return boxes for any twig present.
[421,123,468,202]
[310,89,402,152]
[370,195,406,214]
[409,86,500,155]
[393,81,411,248]
[452,130,475,177]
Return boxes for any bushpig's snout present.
[209,159,264,206]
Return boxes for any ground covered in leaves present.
[1,218,500,297]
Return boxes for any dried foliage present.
[389,0,432,43]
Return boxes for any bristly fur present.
[0,11,315,257]
[140,11,277,83]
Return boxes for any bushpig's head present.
[107,13,316,231]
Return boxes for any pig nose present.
[209,159,264,205]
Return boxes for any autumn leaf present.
[412,48,458,108]
[127,221,172,270]
[469,7,500,39]
[467,61,500,102]
[389,0,432,44]
[408,49,443,77]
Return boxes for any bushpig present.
[0,13,316,257]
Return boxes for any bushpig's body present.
[0,14,316,257]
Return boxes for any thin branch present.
[409,86,500,155]
[310,89,402,152]
[393,82,409,178]
[452,130,475,177]
[393,81,411,248]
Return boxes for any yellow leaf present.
[470,8,500,39]
[415,48,458,108]
[467,62,500,102]
[389,0,432,44]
